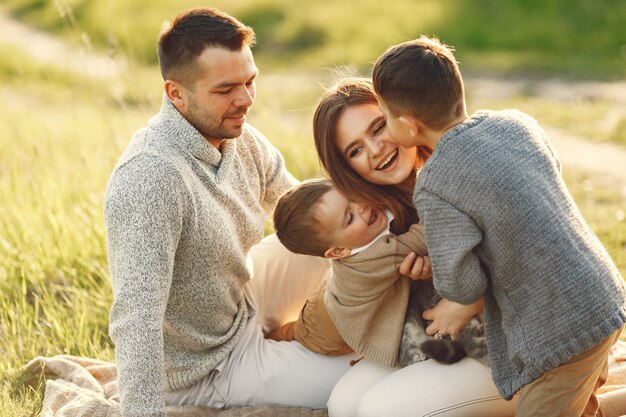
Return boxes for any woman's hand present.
[423,298,484,339]
[399,253,432,280]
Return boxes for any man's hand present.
[399,253,432,280]
[423,298,484,339]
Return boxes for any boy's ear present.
[324,247,351,259]
[398,115,422,139]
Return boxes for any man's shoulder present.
[113,124,189,175]
[106,132,188,205]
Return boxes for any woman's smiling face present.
[335,103,418,185]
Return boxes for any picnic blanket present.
[25,340,626,417]
[23,355,328,417]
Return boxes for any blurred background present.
[0,1,624,414]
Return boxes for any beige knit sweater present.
[325,224,428,367]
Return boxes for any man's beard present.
[188,104,248,141]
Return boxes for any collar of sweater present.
[149,95,238,169]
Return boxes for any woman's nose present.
[366,137,384,157]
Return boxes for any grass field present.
[1,2,625,415]
[3,0,626,79]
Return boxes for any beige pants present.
[166,233,360,409]
[516,326,624,417]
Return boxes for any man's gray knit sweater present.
[414,109,626,400]
[104,97,295,417]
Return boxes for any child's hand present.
[399,253,432,280]
[422,298,484,340]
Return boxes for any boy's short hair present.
[157,7,255,84]
[273,179,334,257]
[372,35,465,130]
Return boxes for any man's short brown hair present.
[157,7,255,84]
[372,36,465,130]
[273,179,334,257]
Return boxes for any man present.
[104,8,356,417]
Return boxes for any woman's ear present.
[324,247,351,259]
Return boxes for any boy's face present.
[316,188,389,259]
[377,98,420,148]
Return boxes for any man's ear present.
[324,247,351,259]
[164,80,186,111]
[398,115,422,139]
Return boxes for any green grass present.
[2,71,626,417]
[468,94,626,147]
[1,4,625,415]
[565,171,626,274]
[3,0,626,79]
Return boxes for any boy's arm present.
[423,298,484,339]
[415,191,488,305]
[395,224,429,256]
[397,222,482,336]
[394,224,432,280]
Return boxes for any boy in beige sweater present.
[270,178,487,367]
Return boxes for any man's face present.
[316,188,388,257]
[179,46,258,148]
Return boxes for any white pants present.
[328,358,518,417]
[165,234,360,409]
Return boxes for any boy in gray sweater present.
[372,35,626,417]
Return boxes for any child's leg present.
[516,327,624,417]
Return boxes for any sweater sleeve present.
[394,224,429,257]
[415,191,487,304]
[245,125,297,214]
[104,155,185,417]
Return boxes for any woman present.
[313,77,517,417]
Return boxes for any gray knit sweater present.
[414,109,626,400]
[104,97,295,417]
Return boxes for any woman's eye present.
[373,120,387,136]
[348,146,363,158]
[347,212,353,225]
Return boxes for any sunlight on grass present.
[469,94,624,146]
[1,2,625,414]
[564,170,626,275]
[2,72,624,415]
[5,0,624,78]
